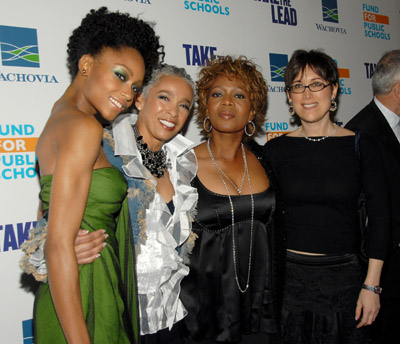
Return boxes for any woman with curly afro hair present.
[21,7,164,343]
[180,56,285,343]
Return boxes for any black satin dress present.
[181,176,278,343]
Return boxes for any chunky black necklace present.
[132,125,171,178]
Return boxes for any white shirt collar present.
[374,96,400,130]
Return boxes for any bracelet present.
[362,283,382,294]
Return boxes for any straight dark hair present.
[284,49,339,89]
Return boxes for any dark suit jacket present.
[346,100,400,297]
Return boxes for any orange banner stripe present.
[266,131,291,142]
[363,12,389,25]
[0,137,38,153]
[338,68,350,78]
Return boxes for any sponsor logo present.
[315,0,347,34]
[0,73,58,83]
[182,44,218,66]
[322,0,338,23]
[254,0,297,26]
[0,221,36,252]
[0,25,59,84]
[362,4,390,40]
[0,124,38,180]
[337,62,351,95]
[184,0,230,16]
[0,25,39,68]
[22,319,33,344]
[364,62,376,79]
[265,121,290,141]
[268,53,288,93]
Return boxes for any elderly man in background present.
[346,49,400,344]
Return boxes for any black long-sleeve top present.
[264,133,390,260]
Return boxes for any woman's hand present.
[75,229,108,264]
[355,288,380,328]
[355,258,383,328]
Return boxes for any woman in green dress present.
[20,7,163,343]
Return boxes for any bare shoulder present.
[37,105,103,175]
[287,128,301,137]
[336,126,355,137]
[243,146,270,190]
[193,142,208,162]
[47,107,103,145]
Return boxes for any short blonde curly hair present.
[196,55,268,140]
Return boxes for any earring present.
[81,69,87,76]
[288,101,295,116]
[203,117,212,133]
[245,121,255,137]
[330,98,337,112]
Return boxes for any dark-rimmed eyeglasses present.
[287,82,331,94]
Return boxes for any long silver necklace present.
[207,139,254,293]
[300,123,338,142]
[208,149,246,195]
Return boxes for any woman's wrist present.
[361,283,382,294]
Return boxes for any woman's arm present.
[355,258,383,328]
[44,116,103,343]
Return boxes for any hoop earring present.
[245,121,256,137]
[288,101,295,116]
[203,117,212,133]
[330,98,337,112]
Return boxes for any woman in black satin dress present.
[181,56,284,344]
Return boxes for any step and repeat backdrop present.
[1,0,399,342]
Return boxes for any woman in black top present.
[181,56,285,343]
[264,49,390,343]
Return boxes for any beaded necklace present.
[132,125,171,178]
[300,123,338,142]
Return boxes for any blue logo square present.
[22,319,33,344]
[0,25,40,68]
[269,53,288,83]
[322,0,339,23]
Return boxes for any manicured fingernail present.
[101,229,106,234]
[104,234,109,239]
[82,230,89,234]
[102,242,107,247]
[95,254,101,258]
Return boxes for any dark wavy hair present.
[67,7,164,83]
[196,55,268,140]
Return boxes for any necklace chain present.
[132,125,171,178]
[300,123,338,142]
[207,139,254,293]
[211,156,246,195]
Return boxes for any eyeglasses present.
[287,81,331,94]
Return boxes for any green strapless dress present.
[34,167,138,343]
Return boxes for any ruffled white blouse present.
[113,113,198,335]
